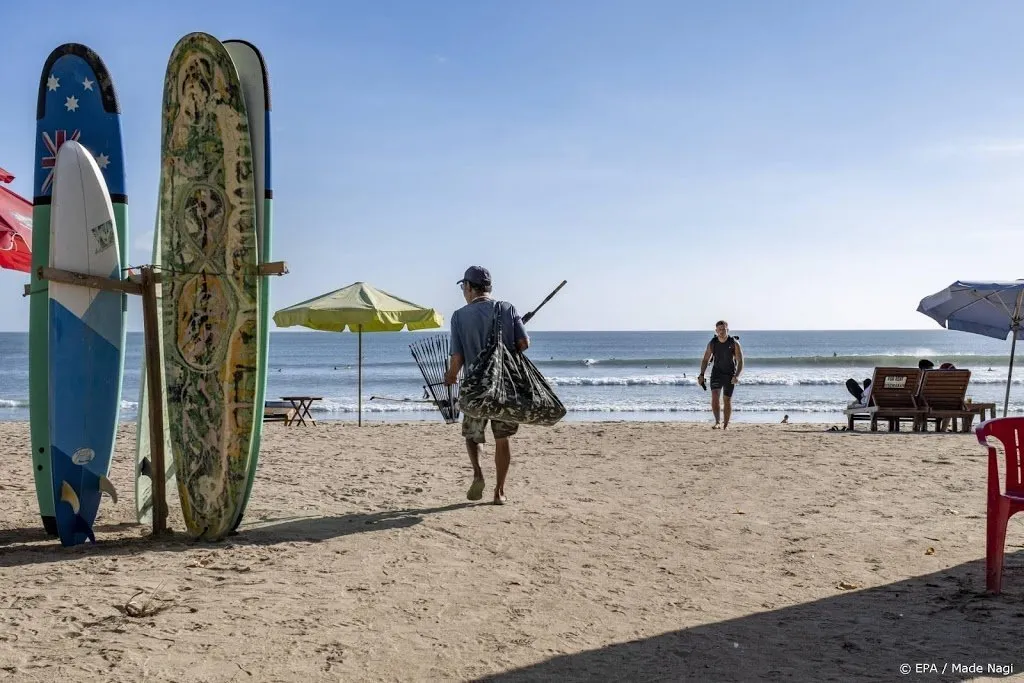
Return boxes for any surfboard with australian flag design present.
[30,44,128,538]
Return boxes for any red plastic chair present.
[975,417,1024,593]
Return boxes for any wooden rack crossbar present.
[29,259,288,538]
[27,262,289,295]
[124,260,289,285]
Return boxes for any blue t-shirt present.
[450,298,528,370]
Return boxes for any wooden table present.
[967,402,998,422]
[280,396,322,426]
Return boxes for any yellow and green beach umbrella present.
[273,281,443,424]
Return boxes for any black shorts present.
[710,372,736,397]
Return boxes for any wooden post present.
[139,266,169,536]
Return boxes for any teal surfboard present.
[224,39,272,531]
[31,44,127,536]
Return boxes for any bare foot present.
[723,422,729,430]
[712,423,721,430]
[493,489,506,505]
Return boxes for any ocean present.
[0,329,1019,424]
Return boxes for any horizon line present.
[0,327,957,334]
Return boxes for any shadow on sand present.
[480,553,1024,683]
[0,502,478,567]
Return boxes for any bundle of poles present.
[410,335,460,424]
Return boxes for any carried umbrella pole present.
[522,280,567,324]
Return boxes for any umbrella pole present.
[1006,324,1019,418]
[358,324,363,426]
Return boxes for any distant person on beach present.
[444,266,529,505]
[697,320,744,430]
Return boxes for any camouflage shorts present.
[462,416,519,444]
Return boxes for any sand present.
[0,419,1021,682]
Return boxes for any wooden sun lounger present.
[264,400,297,424]
[844,367,926,432]
[915,369,975,432]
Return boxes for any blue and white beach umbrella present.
[917,280,1024,417]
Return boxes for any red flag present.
[0,176,32,273]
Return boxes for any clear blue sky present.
[2,0,1023,332]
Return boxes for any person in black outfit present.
[697,320,745,429]
[845,378,872,405]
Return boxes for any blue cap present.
[457,266,491,286]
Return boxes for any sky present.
[2,0,1024,332]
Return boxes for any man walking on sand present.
[697,320,744,430]
[444,266,529,505]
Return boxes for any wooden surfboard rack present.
[28,261,289,538]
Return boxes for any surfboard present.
[31,44,127,537]
[159,32,259,541]
[134,206,175,526]
[48,140,123,547]
[223,39,272,531]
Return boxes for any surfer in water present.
[697,320,744,430]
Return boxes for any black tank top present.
[709,336,736,375]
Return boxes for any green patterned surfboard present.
[159,32,259,541]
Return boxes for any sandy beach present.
[0,420,1021,682]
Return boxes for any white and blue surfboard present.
[48,139,122,547]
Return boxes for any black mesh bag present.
[458,302,566,426]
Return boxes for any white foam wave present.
[548,375,853,387]
[313,399,431,413]
[566,403,842,413]
[550,375,699,387]
[549,374,1024,387]
[0,399,140,410]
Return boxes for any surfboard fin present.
[60,481,81,514]
[72,514,96,544]
[139,457,153,478]
[99,475,118,504]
